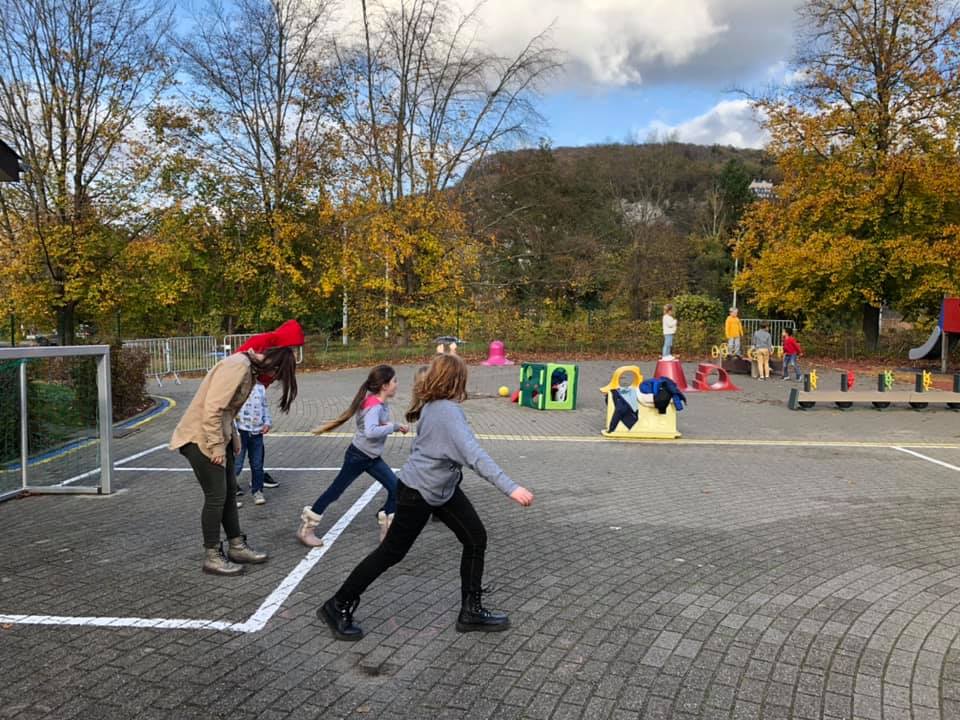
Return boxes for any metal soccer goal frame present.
[0,345,112,500]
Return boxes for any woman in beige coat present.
[170,346,298,575]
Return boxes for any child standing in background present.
[725,307,744,357]
[236,380,272,505]
[661,304,677,360]
[782,327,803,380]
[752,323,773,380]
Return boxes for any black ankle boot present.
[319,596,363,641]
[456,590,510,633]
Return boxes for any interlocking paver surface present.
[2,359,960,719]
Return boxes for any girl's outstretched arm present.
[446,404,532,503]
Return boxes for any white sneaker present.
[253,491,266,505]
[236,499,243,508]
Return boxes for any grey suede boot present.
[202,544,245,576]
[227,534,268,564]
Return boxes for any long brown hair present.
[313,365,396,434]
[406,354,467,423]
[249,347,298,413]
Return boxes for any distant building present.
[0,139,21,182]
[749,180,775,200]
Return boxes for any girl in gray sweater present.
[319,353,535,641]
[297,365,408,547]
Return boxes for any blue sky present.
[538,85,739,147]
[460,0,802,149]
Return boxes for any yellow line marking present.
[269,432,960,449]
[124,395,176,429]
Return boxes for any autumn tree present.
[738,0,960,347]
[330,0,559,342]
[465,143,624,319]
[166,0,340,333]
[0,0,173,343]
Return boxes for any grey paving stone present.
[2,363,960,718]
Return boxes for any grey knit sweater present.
[400,400,518,506]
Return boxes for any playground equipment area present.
[788,370,960,410]
[908,297,960,372]
[518,362,578,411]
[599,365,682,439]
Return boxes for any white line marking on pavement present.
[0,614,239,631]
[114,467,400,472]
[234,482,382,632]
[61,444,167,486]
[890,446,960,472]
[0,477,382,633]
[115,467,374,473]
[270,431,960,449]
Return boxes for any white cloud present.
[337,0,801,89]
[635,99,768,147]
[471,0,728,86]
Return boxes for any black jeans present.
[336,481,487,603]
[180,442,241,548]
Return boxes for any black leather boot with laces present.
[319,596,364,641]
[456,590,510,633]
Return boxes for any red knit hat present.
[235,320,304,385]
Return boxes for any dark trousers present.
[311,444,398,516]
[236,430,265,493]
[180,442,241,548]
[336,481,487,603]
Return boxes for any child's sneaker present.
[236,498,243,508]
[263,473,279,488]
[253,491,266,505]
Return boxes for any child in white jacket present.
[662,304,678,359]
[235,381,272,505]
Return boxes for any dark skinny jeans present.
[335,480,487,603]
[180,442,241,548]
[311,444,398,516]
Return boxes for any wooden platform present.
[788,388,960,410]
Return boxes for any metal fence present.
[741,318,796,341]
[223,334,304,364]
[125,334,304,386]
[123,336,220,386]
[0,345,112,501]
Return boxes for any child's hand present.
[397,424,409,434]
[263,425,271,435]
[510,487,534,506]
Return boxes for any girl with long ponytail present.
[317,354,534,642]
[296,365,408,547]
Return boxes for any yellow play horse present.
[600,365,682,439]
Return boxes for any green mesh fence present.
[0,354,104,495]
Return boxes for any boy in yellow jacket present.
[725,308,744,357]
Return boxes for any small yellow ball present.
[498,386,510,397]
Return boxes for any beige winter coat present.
[169,353,256,460]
